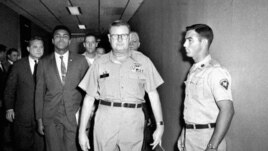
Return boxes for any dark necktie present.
[33,60,38,82]
[60,56,67,85]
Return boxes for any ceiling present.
[1,0,144,36]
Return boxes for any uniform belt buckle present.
[110,101,114,107]
[121,102,128,108]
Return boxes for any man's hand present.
[6,109,15,122]
[37,119,45,135]
[150,125,164,149]
[177,128,185,151]
[79,131,90,151]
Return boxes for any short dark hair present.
[0,44,7,53]
[6,48,18,55]
[186,24,214,47]
[84,33,97,42]
[52,25,71,37]
[109,20,130,33]
[28,36,44,46]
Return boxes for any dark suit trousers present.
[44,103,79,151]
[13,120,45,151]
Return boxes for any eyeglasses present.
[110,34,129,40]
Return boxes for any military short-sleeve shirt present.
[184,55,233,124]
[79,50,164,103]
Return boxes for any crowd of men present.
[0,20,234,151]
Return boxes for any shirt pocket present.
[189,76,204,98]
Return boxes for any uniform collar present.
[109,49,134,64]
[192,55,211,70]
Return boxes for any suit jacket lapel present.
[65,52,74,85]
[51,54,63,86]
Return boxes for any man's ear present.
[27,47,30,53]
[201,38,208,46]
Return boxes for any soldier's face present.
[183,30,203,58]
[108,25,130,54]
[84,36,97,54]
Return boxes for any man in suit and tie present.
[4,36,45,151]
[35,25,89,151]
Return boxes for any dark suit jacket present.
[2,60,12,73]
[4,57,35,125]
[35,52,89,125]
[0,66,7,102]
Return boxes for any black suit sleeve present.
[35,60,46,120]
[4,63,18,110]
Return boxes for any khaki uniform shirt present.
[184,55,233,124]
[82,52,98,67]
[79,50,164,103]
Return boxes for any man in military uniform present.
[78,20,164,151]
[177,24,235,151]
[82,33,99,66]
[129,31,140,51]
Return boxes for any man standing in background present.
[3,48,19,72]
[82,33,99,66]
[35,25,88,151]
[177,24,234,151]
[129,31,141,51]
[4,36,45,151]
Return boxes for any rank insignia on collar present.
[220,79,229,90]
[131,62,143,73]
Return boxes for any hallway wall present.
[129,0,268,150]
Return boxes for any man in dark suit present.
[4,36,45,151]
[0,44,7,110]
[35,25,89,151]
[3,48,19,73]
[0,44,7,151]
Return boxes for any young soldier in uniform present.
[78,20,164,151]
[82,33,99,66]
[177,24,235,151]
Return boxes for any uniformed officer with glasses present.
[78,20,164,151]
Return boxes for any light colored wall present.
[129,0,268,150]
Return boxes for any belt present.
[185,123,216,129]
[99,100,142,108]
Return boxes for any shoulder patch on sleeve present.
[220,79,229,90]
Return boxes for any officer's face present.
[108,25,130,54]
[83,36,97,54]
[52,29,71,53]
[27,40,44,60]
[183,30,203,58]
